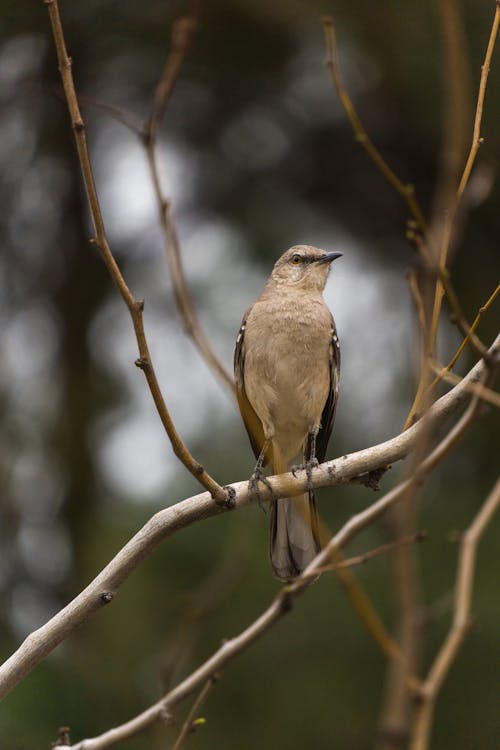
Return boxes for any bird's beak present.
[316,251,343,265]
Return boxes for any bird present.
[234,245,341,581]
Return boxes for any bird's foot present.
[249,467,272,512]
[291,458,319,494]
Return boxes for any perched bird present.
[234,245,341,581]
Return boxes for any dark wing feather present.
[314,316,340,463]
[234,313,267,463]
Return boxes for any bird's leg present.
[305,426,320,495]
[291,426,320,494]
[249,439,273,511]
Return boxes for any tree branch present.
[56,357,497,750]
[409,476,500,750]
[142,7,235,394]
[42,0,227,502]
[1,336,497,702]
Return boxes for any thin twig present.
[142,8,235,394]
[1,337,497,702]
[322,12,497,430]
[42,0,227,502]
[322,15,428,235]
[409,476,500,750]
[308,531,427,577]
[423,0,500,411]
[430,361,500,408]
[403,0,500,431]
[429,281,500,389]
[410,233,489,362]
[170,678,215,750]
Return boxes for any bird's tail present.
[269,451,321,582]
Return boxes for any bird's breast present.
[243,295,332,438]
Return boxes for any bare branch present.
[425,0,500,375]
[322,15,428,235]
[409,477,500,750]
[305,531,427,577]
[0,336,497,703]
[142,8,235,394]
[322,11,498,429]
[59,359,497,750]
[429,281,500,390]
[42,0,227,502]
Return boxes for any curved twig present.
[43,0,227,502]
[142,9,235,394]
[409,476,500,750]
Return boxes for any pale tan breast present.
[243,292,332,450]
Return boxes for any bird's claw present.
[291,459,319,493]
[249,468,272,512]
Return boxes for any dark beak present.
[316,251,343,265]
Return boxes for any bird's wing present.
[314,316,341,463]
[234,313,268,463]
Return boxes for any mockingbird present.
[234,245,341,581]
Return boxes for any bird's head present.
[270,245,342,292]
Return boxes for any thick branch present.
[61,366,495,750]
[0,337,497,702]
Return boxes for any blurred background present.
[0,0,498,748]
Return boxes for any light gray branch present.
[0,336,498,703]
[66,344,497,750]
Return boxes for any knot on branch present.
[219,485,236,508]
[351,466,390,491]
[100,591,114,604]
[135,356,149,370]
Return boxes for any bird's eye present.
[290,254,302,265]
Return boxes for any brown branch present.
[429,281,500,390]
[322,15,428,235]
[424,0,500,394]
[142,8,235,394]
[322,12,497,430]
[430,0,472,250]
[1,336,497,704]
[409,476,500,750]
[42,0,227,502]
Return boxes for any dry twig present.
[142,8,235,394]
[409,477,500,750]
[429,281,500,390]
[42,0,227,502]
[411,0,500,424]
